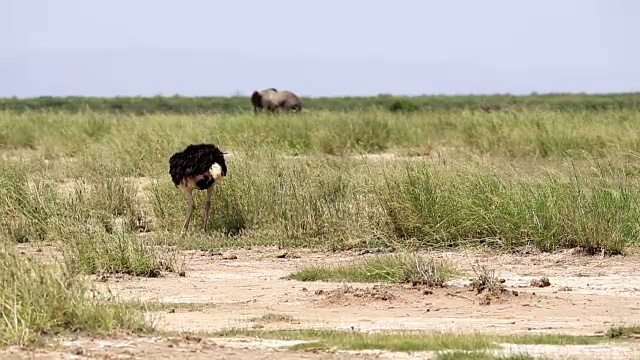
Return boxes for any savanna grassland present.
[2,94,640,359]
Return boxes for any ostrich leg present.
[181,188,194,236]
[203,184,215,233]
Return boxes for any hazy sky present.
[2,0,639,97]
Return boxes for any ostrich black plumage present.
[169,143,228,234]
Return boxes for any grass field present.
[2,108,640,254]
[2,102,640,358]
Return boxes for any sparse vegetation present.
[214,328,498,352]
[210,328,610,352]
[124,301,218,312]
[249,313,297,323]
[606,325,640,339]
[469,262,507,296]
[436,352,540,360]
[288,253,458,286]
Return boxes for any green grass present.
[288,253,459,286]
[2,109,640,255]
[0,163,175,277]
[120,301,218,312]
[209,328,610,353]
[62,231,175,277]
[144,156,640,254]
[215,329,499,352]
[2,108,640,159]
[0,240,150,346]
[492,333,606,346]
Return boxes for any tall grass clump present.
[0,160,172,277]
[289,252,458,286]
[0,241,150,346]
[56,174,174,277]
[379,161,640,254]
[61,230,173,277]
[0,163,61,243]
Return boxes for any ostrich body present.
[169,143,228,234]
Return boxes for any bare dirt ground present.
[102,247,640,336]
[7,246,640,359]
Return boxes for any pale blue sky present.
[2,0,639,97]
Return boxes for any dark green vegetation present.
[2,92,640,114]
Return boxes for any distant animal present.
[251,88,303,113]
[169,143,228,235]
[251,88,278,113]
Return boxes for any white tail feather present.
[209,163,223,180]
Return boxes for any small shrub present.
[469,262,506,296]
[387,98,421,113]
[62,230,174,277]
[0,164,59,243]
[606,325,640,339]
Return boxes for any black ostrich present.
[169,143,228,235]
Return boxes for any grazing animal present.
[169,143,228,235]
[251,88,278,113]
[251,88,303,113]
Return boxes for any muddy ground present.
[7,246,640,359]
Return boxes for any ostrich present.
[169,143,228,235]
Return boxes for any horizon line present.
[3,91,640,100]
